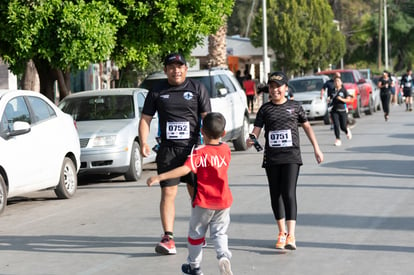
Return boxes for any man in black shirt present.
[139,53,211,255]
[320,71,341,99]
[400,68,413,111]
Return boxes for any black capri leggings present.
[380,91,391,115]
[265,163,300,221]
[331,111,348,139]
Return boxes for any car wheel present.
[0,174,7,215]
[353,95,361,118]
[365,94,374,115]
[54,157,77,199]
[125,141,143,181]
[233,115,249,151]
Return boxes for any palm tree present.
[207,20,228,68]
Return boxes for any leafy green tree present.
[249,0,345,74]
[0,0,234,101]
[329,0,414,73]
[0,0,126,100]
[228,0,259,37]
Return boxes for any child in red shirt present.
[147,112,233,275]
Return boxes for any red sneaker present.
[155,234,176,255]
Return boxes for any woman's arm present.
[301,121,324,164]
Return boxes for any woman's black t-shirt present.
[254,100,307,167]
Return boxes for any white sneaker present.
[218,257,233,275]
[347,128,352,140]
[334,139,342,146]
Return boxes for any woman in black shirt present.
[378,71,394,121]
[328,76,353,146]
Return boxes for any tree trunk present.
[21,60,40,92]
[207,21,228,68]
[34,58,57,103]
[32,58,71,103]
[56,69,71,101]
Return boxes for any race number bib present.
[268,129,293,147]
[166,121,190,139]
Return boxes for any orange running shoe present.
[275,232,287,249]
[285,234,296,250]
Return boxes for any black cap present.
[164,53,187,66]
[268,71,288,86]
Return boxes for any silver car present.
[289,75,331,124]
[59,88,158,181]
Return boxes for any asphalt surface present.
[0,104,413,275]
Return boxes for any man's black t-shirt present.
[142,78,211,148]
[322,79,335,94]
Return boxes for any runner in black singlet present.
[247,71,323,251]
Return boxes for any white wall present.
[0,63,17,90]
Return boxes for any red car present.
[317,69,374,118]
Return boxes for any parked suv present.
[140,68,250,151]
[317,69,374,118]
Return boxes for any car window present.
[27,96,56,123]
[290,79,325,93]
[0,110,9,137]
[219,74,236,93]
[342,72,354,83]
[188,76,215,98]
[61,95,134,121]
[2,97,31,128]
[354,71,362,82]
[289,80,306,93]
[212,75,226,96]
[137,92,146,113]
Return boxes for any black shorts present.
[403,88,412,97]
[156,145,196,188]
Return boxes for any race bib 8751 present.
[268,129,292,147]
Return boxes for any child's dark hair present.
[202,112,226,139]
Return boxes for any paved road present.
[0,105,413,275]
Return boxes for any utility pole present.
[262,0,268,83]
[384,0,389,70]
[378,0,382,70]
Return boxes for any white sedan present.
[0,89,81,215]
[289,75,331,125]
[58,88,158,181]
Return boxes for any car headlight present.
[91,135,116,147]
[347,89,356,97]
